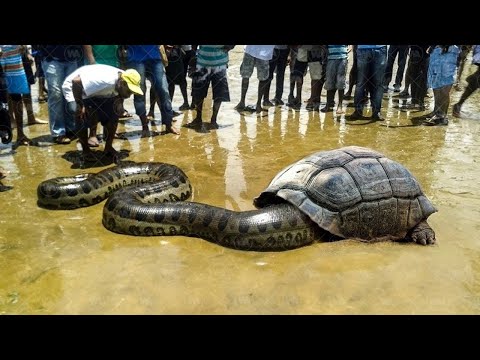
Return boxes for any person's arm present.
[71,76,86,120]
[83,45,96,65]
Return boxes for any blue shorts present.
[427,46,460,89]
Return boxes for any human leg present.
[453,67,480,116]
[9,94,31,145]
[274,48,289,103]
[393,46,409,90]
[370,47,387,117]
[236,53,255,110]
[210,68,230,125]
[42,59,78,140]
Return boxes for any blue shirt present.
[127,45,161,63]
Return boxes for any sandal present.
[119,110,133,119]
[165,126,180,135]
[88,137,100,147]
[54,135,71,144]
[16,136,33,146]
[423,115,448,126]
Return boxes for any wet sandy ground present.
[1,47,480,314]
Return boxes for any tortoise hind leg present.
[407,220,436,245]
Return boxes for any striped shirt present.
[196,45,229,67]
[327,45,348,60]
[357,45,387,50]
[0,45,25,73]
[0,45,29,94]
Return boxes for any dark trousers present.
[408,55,429,105]
[268,48,289,100]
[354,47,387,114]
[383,45,409,88]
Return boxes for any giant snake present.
[37,162,319,251]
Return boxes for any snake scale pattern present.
[37,162,318,251]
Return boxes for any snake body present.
[37,162,318,251]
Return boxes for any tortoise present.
[37,146,437,251]
[253,145,437,246]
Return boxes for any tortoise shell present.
[253,146,437,241]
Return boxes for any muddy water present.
[1,47,480,314]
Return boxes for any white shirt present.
[244,45,275,61]
[62,64,123,102]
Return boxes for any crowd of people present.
[0,45,479,187]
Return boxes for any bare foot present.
[104,149,121,164]
[0,184,13,192]
[16,136,33,146]
[179,103,190,111]
[165,126,180,135]
[234,103,245,111]
[185,119,202,128]
[336,107,345,114]
[256,106,267,114]
[119,110,133,119]
[27,118,48,125]
[452,104,461,118]
[88,137,99,147]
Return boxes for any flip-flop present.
[165,126,180,135]
[54,136,71,144]
[88,138,100,147]
[119,110,133,119]
[16,137,34,146]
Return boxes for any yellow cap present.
[121,69,143,95]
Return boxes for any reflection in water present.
[1,48,480,314]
